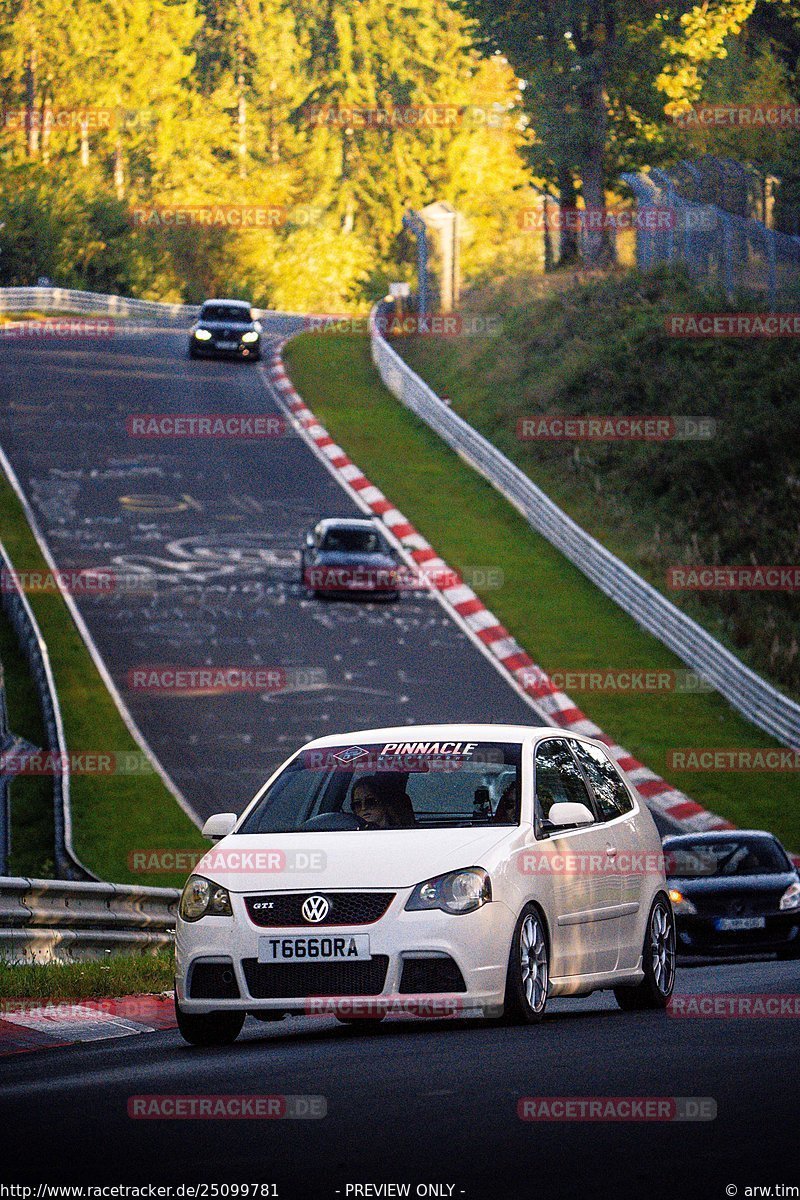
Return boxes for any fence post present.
[766,228,777,311]
[720,213,735,299]
[0,663,9,875]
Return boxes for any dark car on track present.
[664,830,800,959]
[300,517,400,598]
[189,299,262,361]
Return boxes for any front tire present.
[614,894,676,1011]
[503,904,549,1024]
[175,996,245,1046]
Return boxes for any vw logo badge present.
[301,894,330,923]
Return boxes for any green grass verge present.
[0,949,173,999]
[0,476,205,885]
[284,332,800,850]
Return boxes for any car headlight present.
[668,888,697,915]
[405,868,491,915]
[780,881,800,911]
[194,328,212,341]
[179,875,232,922]
[241,330,259,343]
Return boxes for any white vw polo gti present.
[174,724,675,1044]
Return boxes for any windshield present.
[239,741,522,833]
[199,304,252,323]
[666,837,790,878]
[320,528,383,554]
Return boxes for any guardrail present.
[0,876,179,961]
[0,538,94,880]
[0,285,304,338]
[369,307,800,751]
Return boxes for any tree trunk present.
[25,49,39,157]
[556,165,580,266]
[80,117,90,167]
[114,140,125,199]
[577,75,615,267]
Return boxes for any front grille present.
[399,956,466,994]
[242,956,389,998]
[692,892,782,917]
[188,960,240,999]
[245,892,394,928]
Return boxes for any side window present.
[534,739,595,825]
[571,741,634,821]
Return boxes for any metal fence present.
[0,286,304,338]
[0,539,94,880]
[0,875,178,961]
[623,167,800,308]
[369,310,800,752]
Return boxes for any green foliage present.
[396,267,800,700]
[0,0,533,306]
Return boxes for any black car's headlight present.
[405,868,491,915]
[780,881,800,911]
[241,330,259,344]
[194,328,212,341]
[179,875,232,922]
[668,888,697,915]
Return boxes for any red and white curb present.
[0,993,176,1056]
[268,346,733,838]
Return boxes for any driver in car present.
[351,775,415,829]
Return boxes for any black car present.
[664,830,800,959]
[300,518,400,598]
[189,299,262,360]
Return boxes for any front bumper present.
[675,911,800,955]
[176,890,515,1017]
[191,338,260,359]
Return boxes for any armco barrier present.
[0,876,179,961]
[369,309,800,752]
[0,286,304,338]
[0,537,93,881]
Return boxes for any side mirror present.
[544,802,595,829]
[201,812,237,841]
[305,531,316,549]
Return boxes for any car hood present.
[196,826,515,893]
[668,872,797,898]
[311,551,396,568]
[194,319,255,331]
